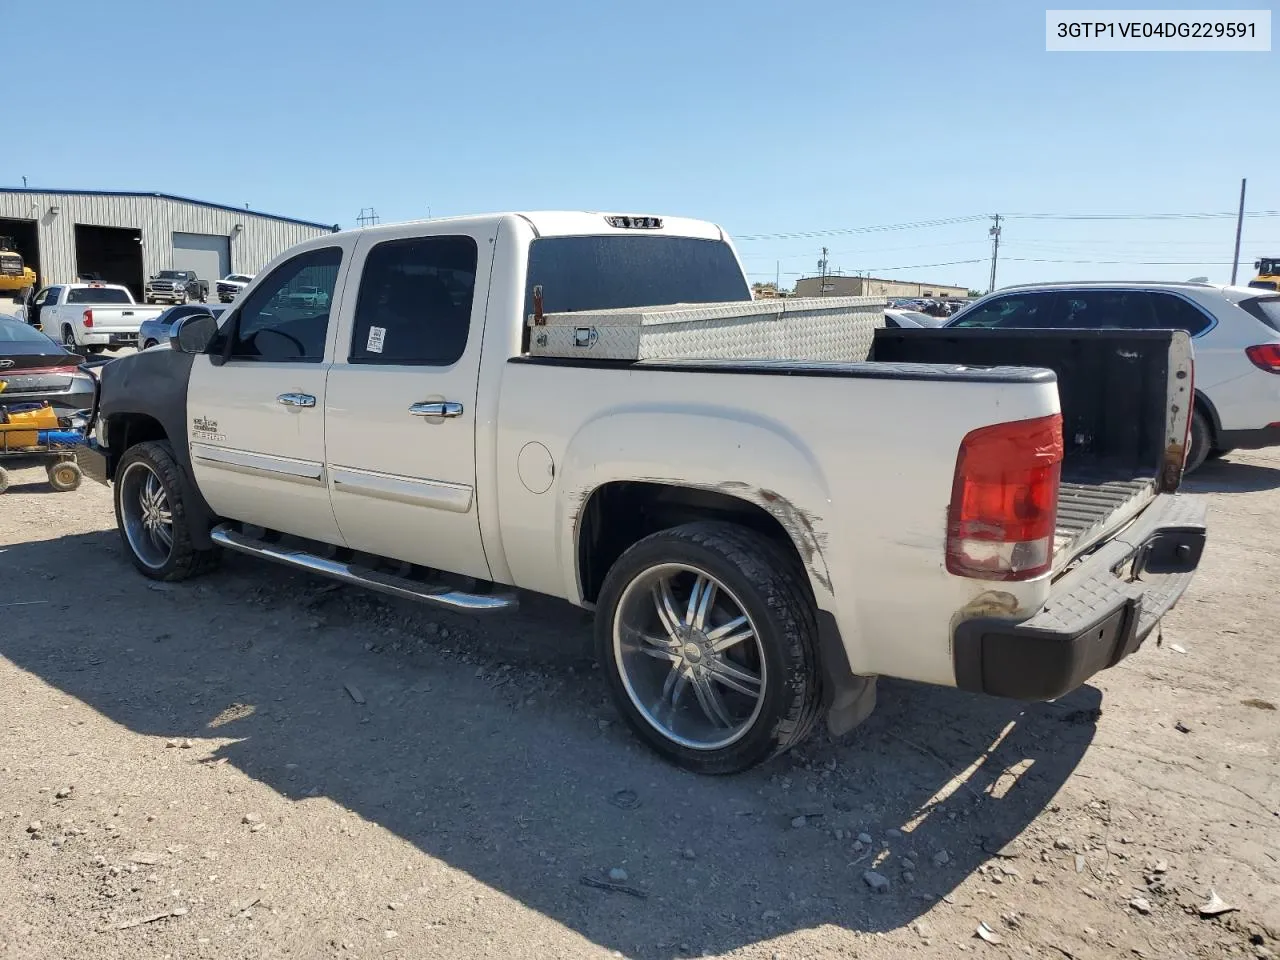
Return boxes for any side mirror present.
[171,312,218,354]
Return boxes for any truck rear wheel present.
[113,440,217,581]
[595,522,822,775]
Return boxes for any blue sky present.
[9,0,1277,290]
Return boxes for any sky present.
[8,0,1278,292]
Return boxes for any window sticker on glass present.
[366,325,386,354]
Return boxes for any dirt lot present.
[1,451,1277,960]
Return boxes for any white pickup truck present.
[29,282,165,354]
[79,211,1207,774]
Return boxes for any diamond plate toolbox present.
[527,296,887,362]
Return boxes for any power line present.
[734,209,1280,243]
[1007,237,1280,247]
[734,215,987,242]
[1007,210,1280,221]
[752,257,986,277]
[738,238,989,261]
[1004,257,1246,266]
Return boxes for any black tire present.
[142,339,158,350]
[595,521,823,775]
[87,345,106,355]
[61,325,84,355]
[1207,447,1231,461]
[113,440,218,581]
[47,461,82,492]
[1186,409,1212,474]
[0,466,9,494]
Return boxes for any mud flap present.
[816,609,878,737]
[827,674,877,737]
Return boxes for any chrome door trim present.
[329,464,474,513]
[191,443,324,485]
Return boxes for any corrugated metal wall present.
[0,191,333,287]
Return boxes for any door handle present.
[277,393,316,408]
[408,401,464,418]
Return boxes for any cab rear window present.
[524,236,749,317]
[67,288,131,305]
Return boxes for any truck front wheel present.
[113,440,217,581]
[595,522,822,775]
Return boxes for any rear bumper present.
[1218,424,1280,451]
[953,493,1207,700]
[79,331,140,347]
[0,385,96,418]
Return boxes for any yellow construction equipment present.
[1250,257,1280,292]
[0,237,36,297]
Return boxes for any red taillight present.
[1245,343,1280,373]
[82,309,94,328]
[946,414,1063,582]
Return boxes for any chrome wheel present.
[119,461,174,569]
[612,563,767,751]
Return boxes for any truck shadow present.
[1182,457,1280,494]
[1,530,1098,957]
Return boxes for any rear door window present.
[1149,293,1214,336]
[349,235,478,366]
[1057,290,1155,329]
[949,293,1056,328]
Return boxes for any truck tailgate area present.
[1055,475,1153,568]
[871,327,1190,571]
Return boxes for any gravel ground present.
[1,450,1277,960]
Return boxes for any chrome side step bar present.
[209,523,518,614]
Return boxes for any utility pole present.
[988,214,1002,293]
[1230,178,1246,285]
[818,247,829,297]
[357,207,380,228]
[775,260,780,291]
[21,176,27,188]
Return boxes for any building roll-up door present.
[171,232,230,284]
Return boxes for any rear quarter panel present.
[1189,295,1280,432]
[494,360,1062,687]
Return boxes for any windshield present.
[525,236,750,317]
[66,287,132,304]
[227,275,252,283]
[157,271,186,280]
[1258,259,1280,276]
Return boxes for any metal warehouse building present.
[0,188,337,301]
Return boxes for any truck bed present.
[871,327,1190,571]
